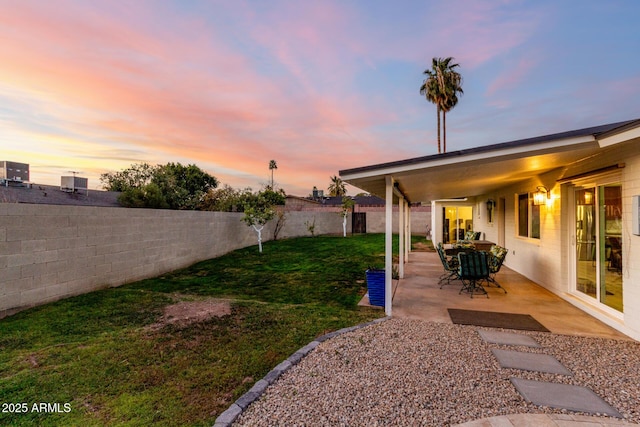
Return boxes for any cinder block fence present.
[0,203,429,317]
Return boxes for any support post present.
[406,201,411,258]
[385,175,393,316]
[431,200,437,244]
[398,196,405,279]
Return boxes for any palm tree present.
[268,160,277,189]
[328,175,346,197]
[420,62,443,153]
[420,57,463,153]
[439,60,463,153]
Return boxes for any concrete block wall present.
[0,204,345,317]
[358,208,431,236]
[272,210,347,238]
[274,206,432,236]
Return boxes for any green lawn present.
[0,234,425,426]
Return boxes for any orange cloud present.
[1,0,581,197]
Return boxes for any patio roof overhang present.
[341,119,640,318]
[339,119,640,203]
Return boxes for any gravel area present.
[234,318,640,426]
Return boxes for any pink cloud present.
[485,55,538,100]
[350,0,547,71]
[1,1,487,195]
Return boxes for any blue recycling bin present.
[365,269,385,308]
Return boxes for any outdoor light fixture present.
[533,186,549,206]
[584,190,594,205]
[486,199,496,223]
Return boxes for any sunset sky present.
[2,1,639,196]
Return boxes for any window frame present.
[516,192,540,239]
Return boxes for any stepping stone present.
[510,378,622,417]
[478,330,541,347]
[492,349,572,375]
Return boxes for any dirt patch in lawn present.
[149,299,232,330]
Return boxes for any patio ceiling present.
[340,120,639,204]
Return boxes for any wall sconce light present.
[486,199,495,223]
[533,186,549,206]
[584,190,594,205]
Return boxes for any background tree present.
[328,175,347,197]
[101,162,218,209]
[199,185,252,212]
[268,160,277,190]
[154,163,219,209]
[116,183,169,209]
[420,57,463,153]
[100,163,158,192]
[200,185,284,213]
[260,187,286,206]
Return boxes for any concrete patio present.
[372,250,629,340]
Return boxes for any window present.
[517,193,540,239]
[442,206,473,243]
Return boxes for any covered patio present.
[382,250,628,340]
[342,119,640,340]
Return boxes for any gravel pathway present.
[234,318,640,426]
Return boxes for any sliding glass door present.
[574,183,623,312]
[443,206,473,243]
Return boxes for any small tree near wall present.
[242,190,281,252]
[340,196,355,237]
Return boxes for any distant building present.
[284,195,322,210]
[314,194,387,207]
[0,182,120,207]
[0,161,29,184]
[61,175,89,195]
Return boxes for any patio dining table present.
[445,240,495,256]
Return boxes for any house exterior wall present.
[462,140,640,340]
[0,204,346,317]
[623,152,640,339]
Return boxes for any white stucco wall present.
[457,140,640,340]
[623,152,640,339]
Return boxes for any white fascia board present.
[341,135,596,181]
[598,127,640,147]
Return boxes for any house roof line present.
[596,119,640,148]
[339,119,638,178]
[340,135,598,181]
[596,118,640,138]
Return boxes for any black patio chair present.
[457,251,489,298]
[436,242,459,288]
[486,245,508,293]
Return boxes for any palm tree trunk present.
[437,105,442,154]
[443,110,447,153]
